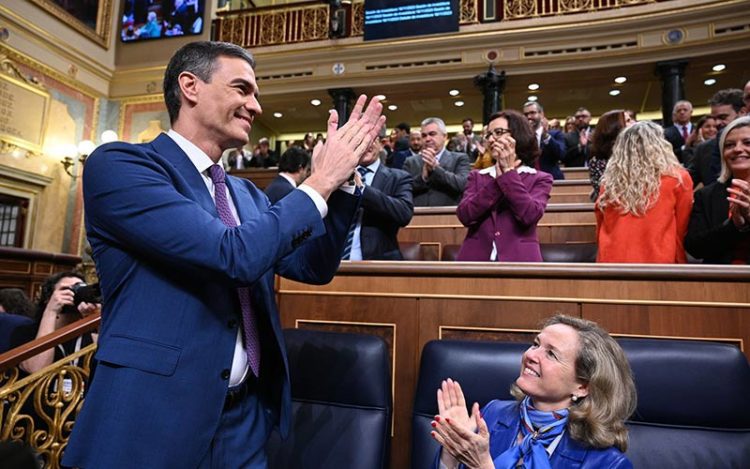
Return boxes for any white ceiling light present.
[374,94,386,101]
[704,78,717,86]
[454,101,464,107]
[273,112,283,118]
[609,89,621,96]
[712,64,726,72]
[614,76,627,84]
[527,83,540,91]
[388,105,398,111]
[100,130,118,143]
[527,96,538,102]
[310,99,321,106]
[449,89,460,96]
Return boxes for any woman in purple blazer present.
[456,110,553,262]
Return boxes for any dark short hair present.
[396,122,410,133]
[278,146,311,173]
[488,110,540,166]
[0,288,34,319]
[708,88,744,113]
[163,41,256,124]
[591,110,626,161]
[34,272,84,322]
[462,118,474,125]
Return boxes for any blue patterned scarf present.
[493,396,569,468]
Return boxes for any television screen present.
[363,0,459,42]
[121,0,205,42]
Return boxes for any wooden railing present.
[0,315,99,469]
[213,0,664,48]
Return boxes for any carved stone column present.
[474,65,506,125]
[328,88,356,128]
[656,60,688,127]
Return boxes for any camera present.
[61,282,102,315]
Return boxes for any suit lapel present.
[371,165,386,190]
[149,134,218,216]
[226,177,259,224]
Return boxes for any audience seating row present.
[269,329,750,469]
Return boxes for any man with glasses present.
[523,101,566,180]
[563,107,592,167]
[403,117,471,206]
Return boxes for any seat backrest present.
[266,329,392,469]
[540,243,597,262]
[619,338,750,467]
[411,340,526,468]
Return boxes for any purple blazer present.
[456,167,553,262]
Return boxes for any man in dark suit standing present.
[264,146,311,203]
[563,107,592,167]
[663,100,693,164]
[403,117,471,206]
[523,101,566,180]
[342,138,413,260]
[63,41,384,469]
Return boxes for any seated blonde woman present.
[431,315,636,468]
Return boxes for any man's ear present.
[178,71,200,107]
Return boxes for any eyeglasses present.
[484,127,511,140]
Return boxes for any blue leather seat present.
[266,328,392,469]
[620,338,750,468]
[411,337,750,469]
[411,340,526,468]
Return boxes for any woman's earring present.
[571,395,579,403]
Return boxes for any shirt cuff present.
[297,184,328,219]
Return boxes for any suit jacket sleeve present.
[428,152,470,196]
[456,170,504,227]
[674,170,694,263]
[403,156,430,196]
[361,169,414,227]
[83,143,343,286]
[684,184,742,261]
[540,131,565,167]
[497,171,553,227]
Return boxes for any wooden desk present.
[229,168,278,190]
[278,262,750,469]
[0,248,81,298]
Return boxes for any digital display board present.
[364,0,459,41]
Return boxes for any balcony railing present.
[213,0,661,48]
[0,315,99,469]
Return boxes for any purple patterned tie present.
[208,164,260,377]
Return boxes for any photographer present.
[20,272,100,374]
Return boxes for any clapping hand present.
[727,179,750,229]
[306,95,385,199]
[491,135,520,175]
[431,379,493,469]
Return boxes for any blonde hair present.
[597,121,684,216]
[718,116,750,183]
[511,315,637,452]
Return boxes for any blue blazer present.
[435,400,632,468]
[63,134,357,468]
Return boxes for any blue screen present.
[121,0,205,42]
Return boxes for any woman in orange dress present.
[595,121,693,263]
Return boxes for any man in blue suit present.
[523,101,566,180]
[63,41,384,468]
